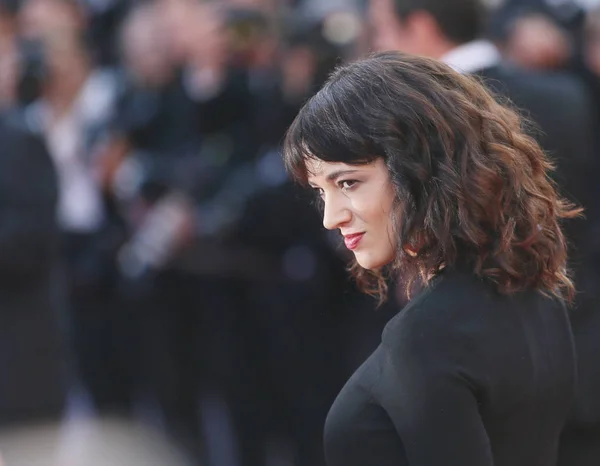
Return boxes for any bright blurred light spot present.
[322,11,362,46]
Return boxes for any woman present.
[282,51,578,466]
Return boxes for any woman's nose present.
[322,193,352,230]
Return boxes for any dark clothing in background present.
[62,227,134,413]
[324,268,576,466]
[112,68,254,204]
[113,68,251,155]
[236,181,354,466]
[113,73,200,156]
[476,65,596,219]
[0,112,67,425]
[111,66,266,463]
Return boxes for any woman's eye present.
[313,187,325,198]
[339,180,358,191]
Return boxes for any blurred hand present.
[95,137,131,192]
[163,1,229,72]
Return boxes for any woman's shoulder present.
[383,269,500,332]
[381,268,566,366]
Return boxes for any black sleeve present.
[0,123,59,282]
[375,309,493,466]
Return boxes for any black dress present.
[324,268,576,466]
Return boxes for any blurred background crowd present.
[1,0,600,464]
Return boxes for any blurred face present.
[504,14,571,70]
[306,158,398,270]
[368,0,412,53]
[368,0,442,57]
[44,34,89,86]
[161,1,228,68]
[19,0,83,40]
[122,8,172,85]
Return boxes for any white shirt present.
[27,70,118,233]
[440,39,502,74]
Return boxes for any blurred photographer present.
[100,1,265,460]
[15,0,133,416]
[0,109,67,429]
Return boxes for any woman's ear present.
[403,230,426,257]
[403,245,418,257]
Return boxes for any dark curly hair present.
[283,51,580,303]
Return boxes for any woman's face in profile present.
[306,158,398,270]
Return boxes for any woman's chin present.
[354,252,395,270]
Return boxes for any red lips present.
[344,233,364,250]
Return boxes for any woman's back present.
[325,268,576,466]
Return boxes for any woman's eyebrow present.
[326,169,359,182]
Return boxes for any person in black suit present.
[0,111,67,426]
[368,0,598,290]
[368,1,600,464]
[282,51,578,466]
[368,0,595,209]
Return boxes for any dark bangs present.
[282,76,382,185]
